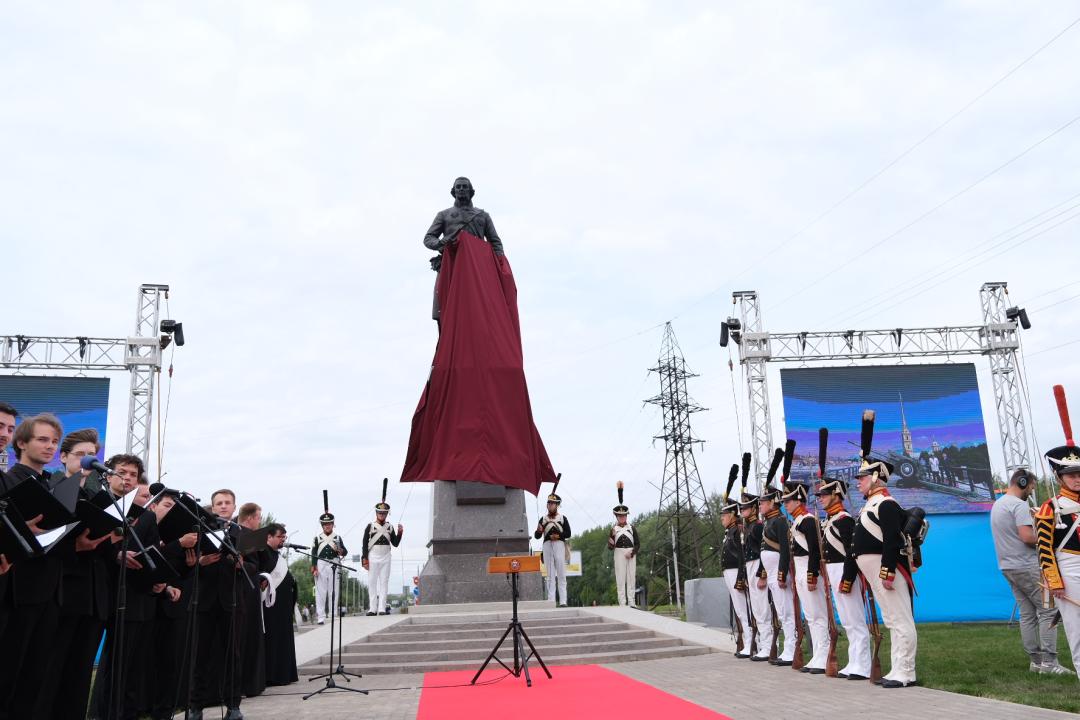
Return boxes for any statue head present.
[450,176,475,204]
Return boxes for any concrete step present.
[378,615,605,637]
[316,636,685,664]
[298,643,714,675]
[409,599,556,615]
[368,623,626,644]
[348,628,658,653]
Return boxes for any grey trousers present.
[1001,566,1058,663]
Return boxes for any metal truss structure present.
[1,284,171,468]
[646,323,721,602]
[731,282,1032,490]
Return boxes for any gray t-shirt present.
[990,493,1035,571]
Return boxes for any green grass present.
[831,622,1077,713]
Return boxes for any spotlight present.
[720,318,742,347]
[160,319,185,346]
[1005,306,1031,330]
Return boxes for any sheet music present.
[104,486,138,521]
[40,522,79,551]
[207,529,224,550]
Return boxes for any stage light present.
[720,318,741,347]
[160,319,185,347]
[1005,306,1031,330]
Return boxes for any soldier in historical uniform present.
[607,482,640,607]
[1036,385,1080,680]
[816,476,872,680]
[757,448,796,666]
[784,479,830,674]
[311,505,346,625]
[534,477,571,606]
[737,453,773,662]
[841,410,918,688]
[719,466,752,658]
[361,479,402,616]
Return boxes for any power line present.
[825,206,1080,329]
[824,193,1080,328]
[771,111,1080,313]
[1030,290,1080,313]
[1024,337,1080,358]
[665,12,1080,314]
[825,190,1080,327]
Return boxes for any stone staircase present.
[299,608,713,675]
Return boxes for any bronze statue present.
[424,177,503,272]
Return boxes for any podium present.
[470,555,552,687]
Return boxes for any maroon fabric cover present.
[401,231,556,494]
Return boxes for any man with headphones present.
[991,468,1070,674]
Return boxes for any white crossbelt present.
[612,525,634,544]
[316,532,341,558]
[824,513,849,557]
[541,515,565,535]
[367,522,393,550]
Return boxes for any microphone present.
[148,483,200,503]
[80,456,115,475]
[285,543,310,551]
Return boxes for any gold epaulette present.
[1034,500,1055,521]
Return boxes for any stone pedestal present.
[685,577,732,629]
[418,480,543,605]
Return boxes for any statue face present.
[452,177,474,202]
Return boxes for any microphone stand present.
[162,496,241,717]
[303,553,366,700]
[100,488,156,720]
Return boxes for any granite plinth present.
[419,480,543,605]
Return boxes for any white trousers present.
[613,547,636,606]
[543,540,567,604]
[858,554,917,683]
[761,551,797,662]
[827,561,872,678]
[794,555,831,669]
[745,560,774,659]
[723,568,753,657]
[314,559,335,622]
[367,544,392,614]
[1055,554,1080,680]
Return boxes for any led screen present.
[779,363,993,514]
[0,375,111,468]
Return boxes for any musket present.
[789,557,806,671]
[778,440,806,671]
[766,592,781,663]
[736,513,760,658]
[863,580,883,682]
[814,428,841,677]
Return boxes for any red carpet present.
[416,665,730,719]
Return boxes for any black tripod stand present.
[304,554,367,699]
[471,568,551,687]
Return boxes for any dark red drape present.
[400,231,556,495]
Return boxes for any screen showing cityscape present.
[0,375,111,469]
[779,363,993,514]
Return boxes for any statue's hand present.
[429,255,442,272]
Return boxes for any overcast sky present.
[3,1,1079,594]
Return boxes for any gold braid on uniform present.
[1035,498,1064,591]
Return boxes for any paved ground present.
[605,654,1077,720]
[186,611,1076,720]
[193,652,1077,720]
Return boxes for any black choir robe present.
[264,552,298,686]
